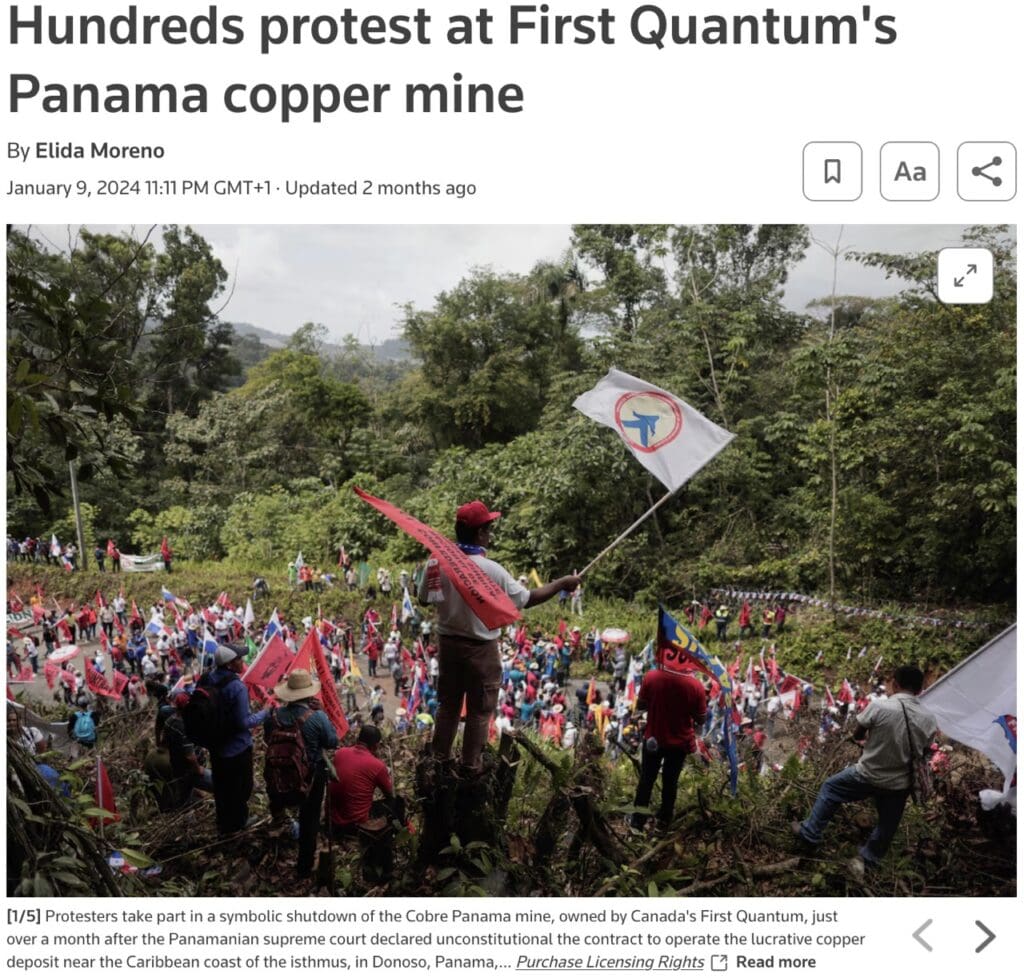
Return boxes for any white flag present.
[921,625,1016,793]
[573,368,734,492]
[243,598,255,630]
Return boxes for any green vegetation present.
[7,224,1016,615]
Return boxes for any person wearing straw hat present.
[420,499,580,775]
[264,668,339,880]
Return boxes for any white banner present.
[120,552,163,573]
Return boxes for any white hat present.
[552,704,564,714]
[214,645,240,666]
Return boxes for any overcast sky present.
[25,224,998,344]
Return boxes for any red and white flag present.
[572,368,735,493]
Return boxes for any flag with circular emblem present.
[573,368,734,492]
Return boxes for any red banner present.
[353,486,521,630]
[300,630,349,740]
[243,634,294,691]
[85,662,121,700]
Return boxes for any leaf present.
[120,848,155,869]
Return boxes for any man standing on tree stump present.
[420,500,580,774]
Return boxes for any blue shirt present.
[210,667,268,758]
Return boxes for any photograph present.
[5,222,1017,899]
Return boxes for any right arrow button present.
[975,921,996,954]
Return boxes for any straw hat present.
[552,704,564,714]
[273,669,321,702]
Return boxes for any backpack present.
[263,707,313,806]
[181,673,234,750]
[73,711,97,745]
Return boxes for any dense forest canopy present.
[6,224,1016,608]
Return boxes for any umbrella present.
[47,645,81,665]
[600,627,630,645]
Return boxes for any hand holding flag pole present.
[573,368,735,577]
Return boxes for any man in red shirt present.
[328,725,394,832]
[631,659,707,830]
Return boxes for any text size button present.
[880,142,939,201]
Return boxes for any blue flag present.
[721,712,739,796]
[657,604,733,695]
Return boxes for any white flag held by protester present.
[921,625,1016,797]
[573,368,735,492]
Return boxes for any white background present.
[1,2,1020,974]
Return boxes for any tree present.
[401,268,584,449]
[6,230,144,513]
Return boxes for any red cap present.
[456,500,501,529]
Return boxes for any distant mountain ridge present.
[229,322,410,361]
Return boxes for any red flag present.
[112,614,124,637]
[99,630,109,653]
[44,659,60,689]
[31,603,45,625]
[95,590,106,609]
[60,669,78,695]
[11,664,34,683]
[217,591,234,612]
[161,537,171,560]
[9,593,24,613]
[130,600,142,625]
[110,670,129,697]
[557,619,567,637]
[838,679,855,704]
[353,487,521,630]
[8,626,24,640]
[243,635,295,691]
[58,618,73,644]
[107,539,116,558]
[779,674,801,694]
[824,686,837,709]
[699,604,713,629]
[85,662,121,700]
[299,630,349,740]
[93,759,120,826]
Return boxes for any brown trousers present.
[430,633,501,771]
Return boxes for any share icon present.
[970,157,1003,186]
[958,142,1016,200]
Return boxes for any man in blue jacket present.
[209,645,268,835]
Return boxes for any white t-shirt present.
[421,554,530,642]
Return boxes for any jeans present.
[632,745,689,827]
[798,765,909,865]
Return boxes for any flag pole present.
[578,486,679,577]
